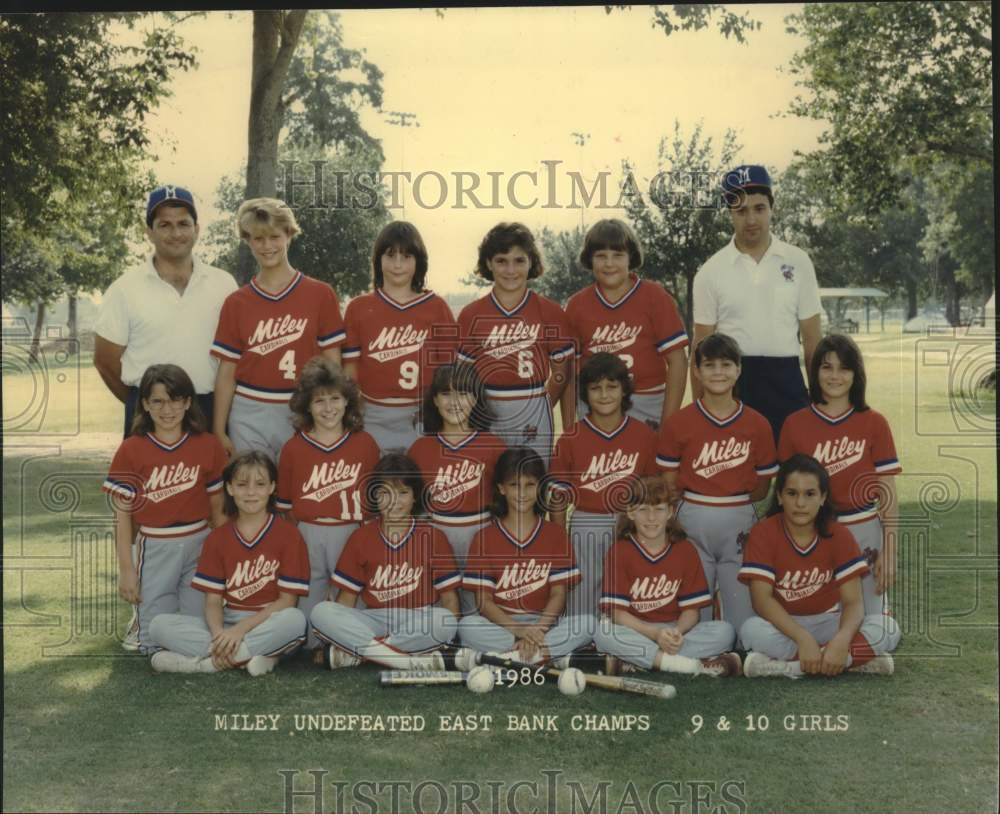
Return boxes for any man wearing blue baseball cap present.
[95,185,238,435]
[690,165,822,440]
[94,185,238,650]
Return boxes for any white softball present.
[557,667,586,696]
[466,665,495,694]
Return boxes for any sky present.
[141,5,827,297]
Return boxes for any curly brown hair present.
[288,356,364,432]
[614,475,687,542]
[475,222,544,282]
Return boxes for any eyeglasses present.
[146,397,189,411]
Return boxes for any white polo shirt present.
[693,236,821,357]
[95,256,238,392]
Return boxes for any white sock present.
[657,653,701,675]
[494,648,543,665]
[785,660,804,676]
[235,642,252,664]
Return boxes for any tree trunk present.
[905,277,918,320]
[67,294,78,341]
[29,301,45,363]
[238,10,308,285]
[939,261,961,326]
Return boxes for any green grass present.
[3,332,998,813]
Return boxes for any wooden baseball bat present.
[379,670,468,686]
[475,653,676,700]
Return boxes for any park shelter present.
[819,287,888,333]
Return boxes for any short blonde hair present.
[236,197,301,241]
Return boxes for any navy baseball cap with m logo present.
[720,165,772,207]
[146,185,198,226]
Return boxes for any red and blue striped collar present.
[594,275,641,309]
[496,517,543,549]
[782,520,819,557]
[302,430,351,452]
[696,399,743,428]
[234,513,275,549]
[380,518,416,550]
[810,404,855,426]
[627,534,671,563]
[250,270,302,302]
[146,432,189,452]
[489,289,531,317]
[376,288,435,311]
[583,414,629,440]
[437,431,478,451]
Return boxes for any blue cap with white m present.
[146,185,198,226]
[720,165,772,206]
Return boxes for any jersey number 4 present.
[279,350,296,380]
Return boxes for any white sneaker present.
[454,647,479,672]
[122,610,140,652]
[408,651,445,671]
[246,655,278,677]
[151,650,203,674]
[326,646,362,671]
[743,652,800,679]
[851,654,894,675]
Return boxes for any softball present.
[557,667,586,696]
[466,665,496,694]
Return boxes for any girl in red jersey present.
[342,222,456,454]
[738,455,900,678]
[456,222,574,465]
[103,364,228,656]
[277,357,380,651]
[594,476,741,677]
[408,363,506,613]
[212,198,346,462]
[778,334,901,616]
[550,353,659,617]
[566,219,689,430]
[456,448,593,667]
[310,453,461,671]
[149,451,310,676]
[656,333,778,642]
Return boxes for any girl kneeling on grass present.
[310,453,461,671]
[594,475,741,677]
[738,454,901,678]
[457,447,594,668]
[104,364,228,656]
[149,451,310,676]
[277,357,380,652]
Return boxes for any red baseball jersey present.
[211,271,346,403]
[657,400,778,505]
[342,289,456,406]
[739,514,869,616]
[566,275,689,394]
[778,405,901,520]
[550,415,658,514]
[276,430,380,524]
[192,514,310,612]
[332,519,461,609]
[599,536,712,622]
[463,518,580,614]
[457,290,574,399]
[407,431,506,525]
[103,432,226,537]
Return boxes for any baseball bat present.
[475,653,676,700]
[379,670,468,686]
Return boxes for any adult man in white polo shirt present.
[94,185,237,436]
[691,165,822,439]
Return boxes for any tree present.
[1,14,190,350]
[237,10,384,283]
[785,2,992,214]
[622,121,739,327]
[607,4,760,42]
[535,226,587,306]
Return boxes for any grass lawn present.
[3,330,997,813]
